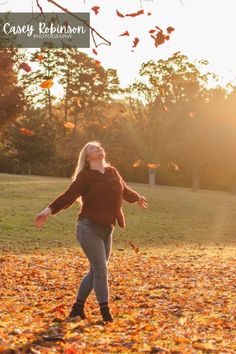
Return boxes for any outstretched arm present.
[113,167,148,208]
[34,171,87,228]
[47,171,87,215]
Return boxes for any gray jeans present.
[75,216,114,304]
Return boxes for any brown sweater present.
[47,165,141,227]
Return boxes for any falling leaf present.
[19,127,34,136]
[40,79,53,89]
[93,49,98,55]
[36,54,44,61]
[147,12,152,16]
[128,240,139,253]
[159,88,165,96]
[132,37,140,48]
[95,60,101,67]
[116,10,125,18]
[163,105,168,112]
[170,162,180,171]
[166,26,175,34]
[126,9,144,17]
[155,25,163,32]
[76,98,81,108]
[133,159,142,168]
[19,62,32,73]
[148,163,159,169]
[91,6,100,15]
[64,121,75,129]
[154,32,166,47]
[149,29,156,34]
[119,30,130,37]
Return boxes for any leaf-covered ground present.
[1,245,235,353]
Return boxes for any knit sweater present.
[47,165,141,227]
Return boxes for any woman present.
[34,140,148,323]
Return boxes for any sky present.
[1,0,236,95]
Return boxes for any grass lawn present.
[0,173,235,353]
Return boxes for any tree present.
[6,107,56,175]
[127,53,216,191]
[0,49,25,130]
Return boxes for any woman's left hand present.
[137,195,148,209]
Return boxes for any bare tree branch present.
[35,0,111,48]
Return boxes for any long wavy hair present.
[71,140,111,205]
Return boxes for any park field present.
[0,173,235,353]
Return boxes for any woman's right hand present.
[34,207,52,228]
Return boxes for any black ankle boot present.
[99,302,113,322]
[68,299,86,319]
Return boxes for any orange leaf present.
[133,159,142,167]
[19,127,34,136]
[149,29,156,34]
[148,163,158,169]
[154,32,166,47]
[126,9,144,17]
[39,79,53,89]
[163,105,168,112]
[116,10,125,18]
[93,49,98,55]
[132,37,139,48]
[64,121,75,129]
[119,30,130,37]
[65,347,78,354]
[159,88,165,96]
[155,26,163,32]
[128,240,139,253]
[36,54,44,61]
[76,98,81,108]
[170,162,180,171]
[91,6,100,15]
[166,26,175,34]
[95,60,101,67]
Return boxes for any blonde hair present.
[71,140,111,205]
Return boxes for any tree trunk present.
[64,67,70,122]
